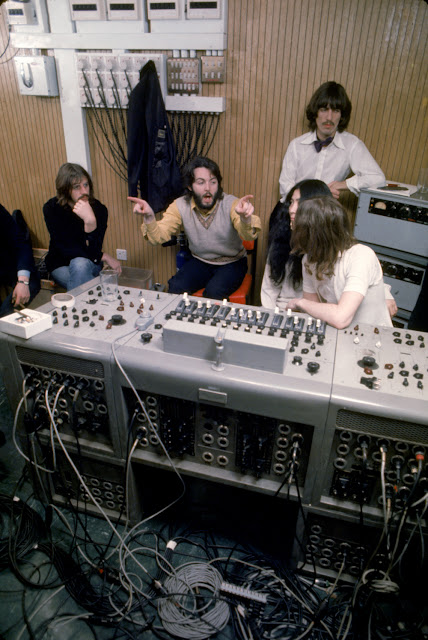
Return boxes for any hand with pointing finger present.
[235,195,254,221]
[127,196,156,224]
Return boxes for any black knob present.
[307,362,320,374]
[292,356,302,365]
[140,332,153,343]
[362,355,376,367]
[111,314,123,325]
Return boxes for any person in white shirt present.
[279,81,386,201]
[286,196,392,329]
[260,179,397,318]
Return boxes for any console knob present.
[292,356,303,366]
[362,355,376,367]
[307,362,320,374]
[140,332,153,343]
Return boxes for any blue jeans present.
[51,258,102,291]
[168,256,248,300]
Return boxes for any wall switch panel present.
[167,57,200,94]
[201,55,225,83]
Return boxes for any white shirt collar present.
[301,130,346,150]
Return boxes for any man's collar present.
[302,130,345,149]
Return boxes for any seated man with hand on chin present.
[43,163,121,291]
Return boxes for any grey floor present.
[0,374,304,640]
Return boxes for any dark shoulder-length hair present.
[55,163,94,208]
[182,156,224,202]
[306,81,352,132]
[291,196,357,280]
[267,179,331,287]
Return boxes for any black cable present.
[96,70,127,168]
[110,70,128,141]
[0,24,11,60]
[83,73,127,181]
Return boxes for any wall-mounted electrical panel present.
[14,56,59,96]
[167,57,200,94]
[147,0,222,21]
[187,0,222,19]
[147,0,226,36]
[76,51,167,107]
[146,0,183,20]
[6,0,38,25]
[68,0,107,21]
[106,0,141,20]
[201,55,225,83]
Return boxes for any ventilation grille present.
[15,346,104,379]
[336,409,428,444]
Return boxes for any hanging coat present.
[127,61,183,213]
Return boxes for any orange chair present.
[192,239,257,305]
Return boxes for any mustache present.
[77,194,90,202]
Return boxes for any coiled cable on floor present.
[157,562,229,639]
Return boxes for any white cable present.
[111,333,187,519]
[47,388,157,585]
[16,585,66,640]
[158,562,230,639]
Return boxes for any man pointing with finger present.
[129,156,261,300]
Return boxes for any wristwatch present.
[18,280,30,286]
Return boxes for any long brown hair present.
[291,196,356,280]
[55,163,94,208]
[305,81,352,132]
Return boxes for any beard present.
[192,189,220,211]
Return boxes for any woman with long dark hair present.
[260,179,331,309]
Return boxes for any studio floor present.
[1,372,427,640]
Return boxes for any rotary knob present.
[307,361,320,374]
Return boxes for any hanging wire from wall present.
[80,64,221,182]
[82,69,129,182]
[168,111,221,168]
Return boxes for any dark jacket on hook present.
[127,61,183,213]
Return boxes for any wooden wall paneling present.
[349,0,379,146]
[370,3,412,179]
[246,0,264,198]
[254,0,283,225]
[390,3,428,181]
[0,5,66,251]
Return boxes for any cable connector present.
[220,582,268,605]
[152,579,167,595]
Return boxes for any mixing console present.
[0,278,426,524]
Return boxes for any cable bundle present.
[158,562,229,639]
